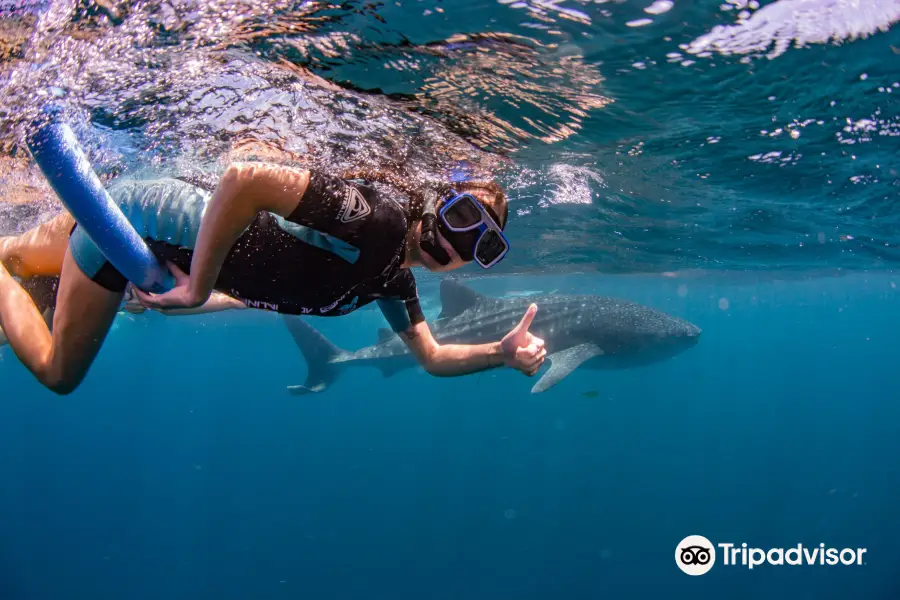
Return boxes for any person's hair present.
[341,166,508,230]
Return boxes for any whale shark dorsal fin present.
[438,279,484,319]
[377,328,395,343]
[531,343,604,393]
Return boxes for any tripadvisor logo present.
[676,535,716,576]
[675,535,867,575]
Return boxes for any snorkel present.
[419,188,453,266]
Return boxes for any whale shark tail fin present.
[282,315,346,395]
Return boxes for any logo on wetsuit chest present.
[339,186,371,223]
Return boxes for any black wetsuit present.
[69,172,425,333]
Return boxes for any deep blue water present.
[2,0,900,598]
[3,272,900,598]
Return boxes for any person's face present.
[411,221,468,272]
[413,187,507,273]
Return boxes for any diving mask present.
[420,189,509,269]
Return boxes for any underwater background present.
[2,0,900,598]
[3,272,899,599]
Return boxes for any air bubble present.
[644,0,673,15]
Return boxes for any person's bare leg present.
[0,247,122,394]
[0,212,74,278]
[1,282,56,349]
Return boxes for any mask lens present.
[444,196,482,229]
[475,229,507,266]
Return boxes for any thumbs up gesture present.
[500,303,547,376]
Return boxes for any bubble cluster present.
[683,0,900,60]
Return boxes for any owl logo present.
[680,545,712,566]
[676,536,716,575]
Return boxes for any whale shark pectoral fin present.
[531,343,604,394]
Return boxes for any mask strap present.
[449,161,473,183]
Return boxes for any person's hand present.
[500,303,546,376]
[134,262,207,310]
[121,284,146,314]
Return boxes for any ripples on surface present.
[0,0,898,275]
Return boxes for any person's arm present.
[397,304,546,378]
[135,162,310,309]
[158,292,247,316]
[124,287,247,317]
[377,268,545,377]
[400,320,506,377]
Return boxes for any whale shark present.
[282,279,701,394]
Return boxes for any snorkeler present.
[0,162,546,394]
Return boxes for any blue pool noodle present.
[26,107,174,294]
